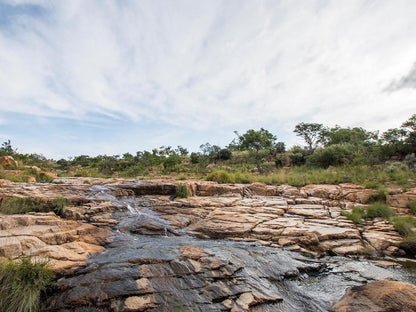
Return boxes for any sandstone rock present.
[180,245,211,260]
[27,176,36,183]
[0,155,17,167]
[123,295,157,311]
[387,191,416,208]
[332,280,416,312]
[301,184,341,199]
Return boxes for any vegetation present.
[176,183,190,198]
[0,197,68,215]
[340,207,366,224]
[0,257,54,312]
[206,170,236,184]
[0,113,415,189]
[341,202,396,224]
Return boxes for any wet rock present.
[333,280,416,312]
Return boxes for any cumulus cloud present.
[0,0,416,156]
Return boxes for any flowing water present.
[41,186,416,311]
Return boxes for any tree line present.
[1,114,415,176]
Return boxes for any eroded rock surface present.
[333,280,416,312]
[0,179,414,311]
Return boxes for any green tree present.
[0,140,16,156]
[293,122,323,150]
[230,128,277,172]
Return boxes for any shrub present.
[190,152,200,164]
[384,161,407,173]
[392,216,416,236]
[306,144,352,168]
[365,202,396,219]
[217,149,232,161]
[0,257,54,312]
[1,197,68,215]
[340,207,366,224]
[407,201,416,215]
[206,170,236,184]
[366,189,387,203]
[176,183,190,198]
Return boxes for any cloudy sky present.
[0,0,415,159]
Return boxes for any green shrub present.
[206,170,236,184]
[366,189,387,203]
[340,207,366,224]
[392,216,416,236]
[407,201,416,215]
[1,197,68,215]
[365,202,396,219]
[384,161,407,173]
[176,183,190,198]
[0,257,54,312]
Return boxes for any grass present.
[365,202,396,219]
[0,197,68,215]
[341,207,366,224]
[392,216,416,236]
[0,257,54,312]
[206,170,236,184]
[407,201,416,215]
[175,183,190,198]
[341,202,396,224]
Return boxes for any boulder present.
[0,155,17,167]
[333,280,416,312]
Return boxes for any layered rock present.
[333,280,416,312]
[0,213,112,273]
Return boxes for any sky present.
[0,0,415,159]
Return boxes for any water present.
[41,187,416,311]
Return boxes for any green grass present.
[341,207,366,224]
[365,202,396,219]
[0,257,54,312]
[176,183,190,198]
[206,170,236,184]
[0,197,68,215]
[392,215,416,236]
[407,201,416,215]
[341,202,396,224]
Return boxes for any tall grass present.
[0,257,54,312]
[0,197,68,215]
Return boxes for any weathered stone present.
[123,295,157,311]
[333,280,416,312]
[0,156,17,167]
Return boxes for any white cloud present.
[0,0,416,156]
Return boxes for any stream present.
[41,185,416,312]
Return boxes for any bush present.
[206,170,236,184]
[306,144,351,168]
[176,183,190,198]
[365,202,396,219]
[0,257,54,312]
[366,189,387,203]
[407,201,416,215]
[1,197,68,215]
[341,207,366,224]
[217,149,232,161]
[392,216,416,236]
[384,161,408,173]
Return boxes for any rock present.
[123,295,157,311]
[180,245,211,260]
[387,191,416,208]
[0,214,112,273]
[27,176,36,183]
[333,280,416,312]
[0,155,17,167]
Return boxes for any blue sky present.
[0,0,415,159]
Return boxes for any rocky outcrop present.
[0,213,112,273]
[333,280,416,312]
[0,155,17,167]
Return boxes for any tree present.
[293,122,323,150]
[401,114,416,152]
[319,126,377,147]
[230,128,277,172]
[231,128,277,152]
[0,140,16,156]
